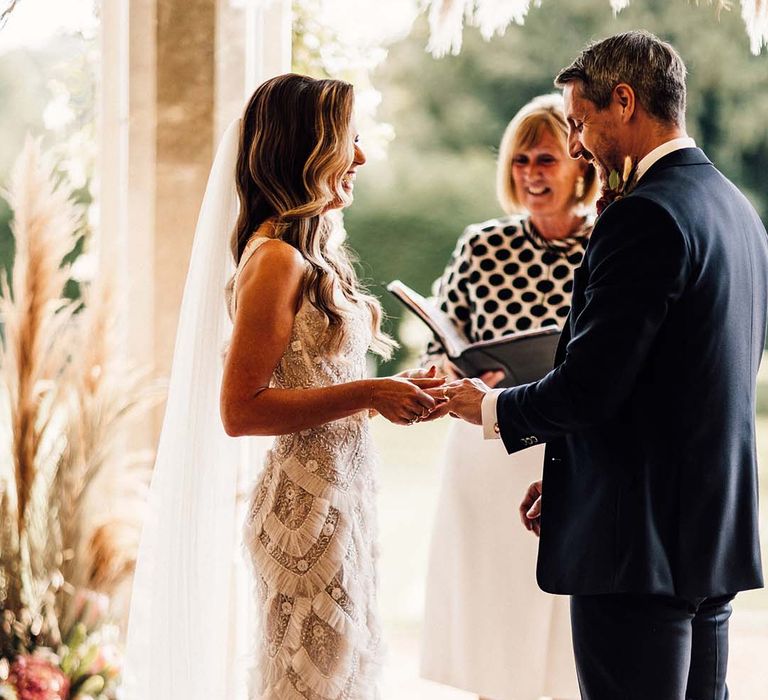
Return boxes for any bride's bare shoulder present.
[236,238,307,312]
[244,237,305,272]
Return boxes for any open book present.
[387,280,561,388]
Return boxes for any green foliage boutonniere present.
[596,156,638,216]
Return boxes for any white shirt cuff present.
[481,389,504,440]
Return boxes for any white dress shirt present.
[481,136,697,440]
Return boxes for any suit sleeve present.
[497,197,691,455]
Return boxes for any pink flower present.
[595,189,623,216]
[8,656,70,700]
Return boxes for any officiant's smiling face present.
[511,128,585,218]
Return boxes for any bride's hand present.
[369,365,443,418]
[370,375,445,426]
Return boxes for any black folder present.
[387,280,560,388]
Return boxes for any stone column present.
[98,0,157,448]
[153,0,217,391]
[98,0,292,442]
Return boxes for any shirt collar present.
[635,136,697,182]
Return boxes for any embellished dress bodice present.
[231,237,381,700]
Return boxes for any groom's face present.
[563,82,624,184]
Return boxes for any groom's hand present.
[519,480,543,537]
[442,377,490,425]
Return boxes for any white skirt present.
[420,421,578,700]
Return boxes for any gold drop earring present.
[575,176,585,200]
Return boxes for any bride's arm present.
[220,239,438,437]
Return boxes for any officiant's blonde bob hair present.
[496,93,598,214]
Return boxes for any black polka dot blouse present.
[424,214,594,361]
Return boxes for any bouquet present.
[0,591,121,700]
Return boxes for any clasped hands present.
[376,362,502,426]
[390,362,505,425]
[414,361,506,426]
[390,363,543,537]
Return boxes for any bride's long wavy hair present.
[229,73,396,359]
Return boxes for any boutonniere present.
[595,156,638,216]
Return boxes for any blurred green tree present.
[345,0,768,373]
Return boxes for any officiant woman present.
[419,93,597,700]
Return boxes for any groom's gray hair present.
[555,30,687,127]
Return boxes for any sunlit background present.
[0,0,767,698]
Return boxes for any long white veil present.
[122,119,261,699]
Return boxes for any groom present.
[441,31,768,699]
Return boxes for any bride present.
[123,74,442,700]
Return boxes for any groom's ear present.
[612,83,636,123]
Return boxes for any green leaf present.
[73,644,99,680]
[60,648,76,676]
[75,674,105,696]
[67,622,87,650]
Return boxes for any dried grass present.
[0,137,162,648]
[55,274,163,609]
[1,136,79,541]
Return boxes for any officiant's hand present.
[479,370,506,388]
[441,358,463,382]
[396,364,443,381]
[519,480,543,537]
[441,359,505,388]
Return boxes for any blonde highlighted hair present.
[230,73,395,359]
[496,93,598,214]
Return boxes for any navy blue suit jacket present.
[496,148,768,598]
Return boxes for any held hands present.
[369,363,506,426]
[519,480,543,537]
[370,365,447,426]
[428,368,504,425]
[416,360,506,424]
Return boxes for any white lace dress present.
[231,237,381,700]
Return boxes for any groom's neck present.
[628,119,689,164]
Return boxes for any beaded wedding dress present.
[230,236,381,700]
